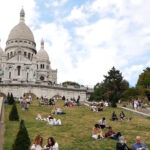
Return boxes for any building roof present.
[37,39,50,62]
[7,8,35,42]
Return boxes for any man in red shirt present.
[105,126,121,140]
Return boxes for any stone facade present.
[0,8,57,85]
[0,84,87,101]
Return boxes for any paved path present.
[119,106,150,117]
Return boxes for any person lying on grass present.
[105,126,122,141]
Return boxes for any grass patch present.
[4,100,150,150]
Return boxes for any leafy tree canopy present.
[136,67,150,89]
[90,67,129,106]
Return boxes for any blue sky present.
[0,0,150,87]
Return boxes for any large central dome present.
[7,8,34,42]
[8,22,34,42]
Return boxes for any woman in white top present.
[30,135,43,150]
[44,137,59,150]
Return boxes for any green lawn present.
[4,100,150,150]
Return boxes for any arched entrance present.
[24,93,37,100]
[0,93,6,99]
[52,95,62,100]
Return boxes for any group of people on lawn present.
[30,135,58,150]
[92,114,148,150]
[19,95,32,110]
[36,107,66,126]
[64,95,80,107]
[91,101,109,112]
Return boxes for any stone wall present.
[0,84,87,101]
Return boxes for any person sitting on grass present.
[30,135,43,150]
[111,111,118,121]
[91,105,97,112]
[132,136,148,150]
[92,124,104,140]
[98,117,106,129]
[116,136,131,150]
[97,103,103,112]
[36,114,42,120]
[120,111,126,121]
[44,137,59,150]
[105,126,122,140]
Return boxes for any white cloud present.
[45,0,68,8]
[64,0,150,86]
[66,6,88,24]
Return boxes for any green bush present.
[9,103,19,121]
[8,93,15,105]
[12,120,31,150]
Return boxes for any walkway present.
[119,106,150,117]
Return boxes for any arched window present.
[43,64,44,69]
[7,53,9,59]
[24,52,26,56]
[37,65,38,69]
[27,72,29,82]
[40,64,42,69]
[17,66,21,76]
[10,52,13,57]
[28,53,30,59]
[9,72,11,79]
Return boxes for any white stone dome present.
[7,8,35,42]
[37,39,50,62]
[8,22,35,42]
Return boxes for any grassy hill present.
[4,100,150,150]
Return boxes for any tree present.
[90,67,129,105]
[8,93,15,105]
[12,120,31,150]
[121,87,145,101]
[89,82,107,101]
[103,67,129,107]
[9,103,19,121]
[136,67,150,88]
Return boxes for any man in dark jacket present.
[116,136,131,150]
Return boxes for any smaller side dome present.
[37,39,50,62]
